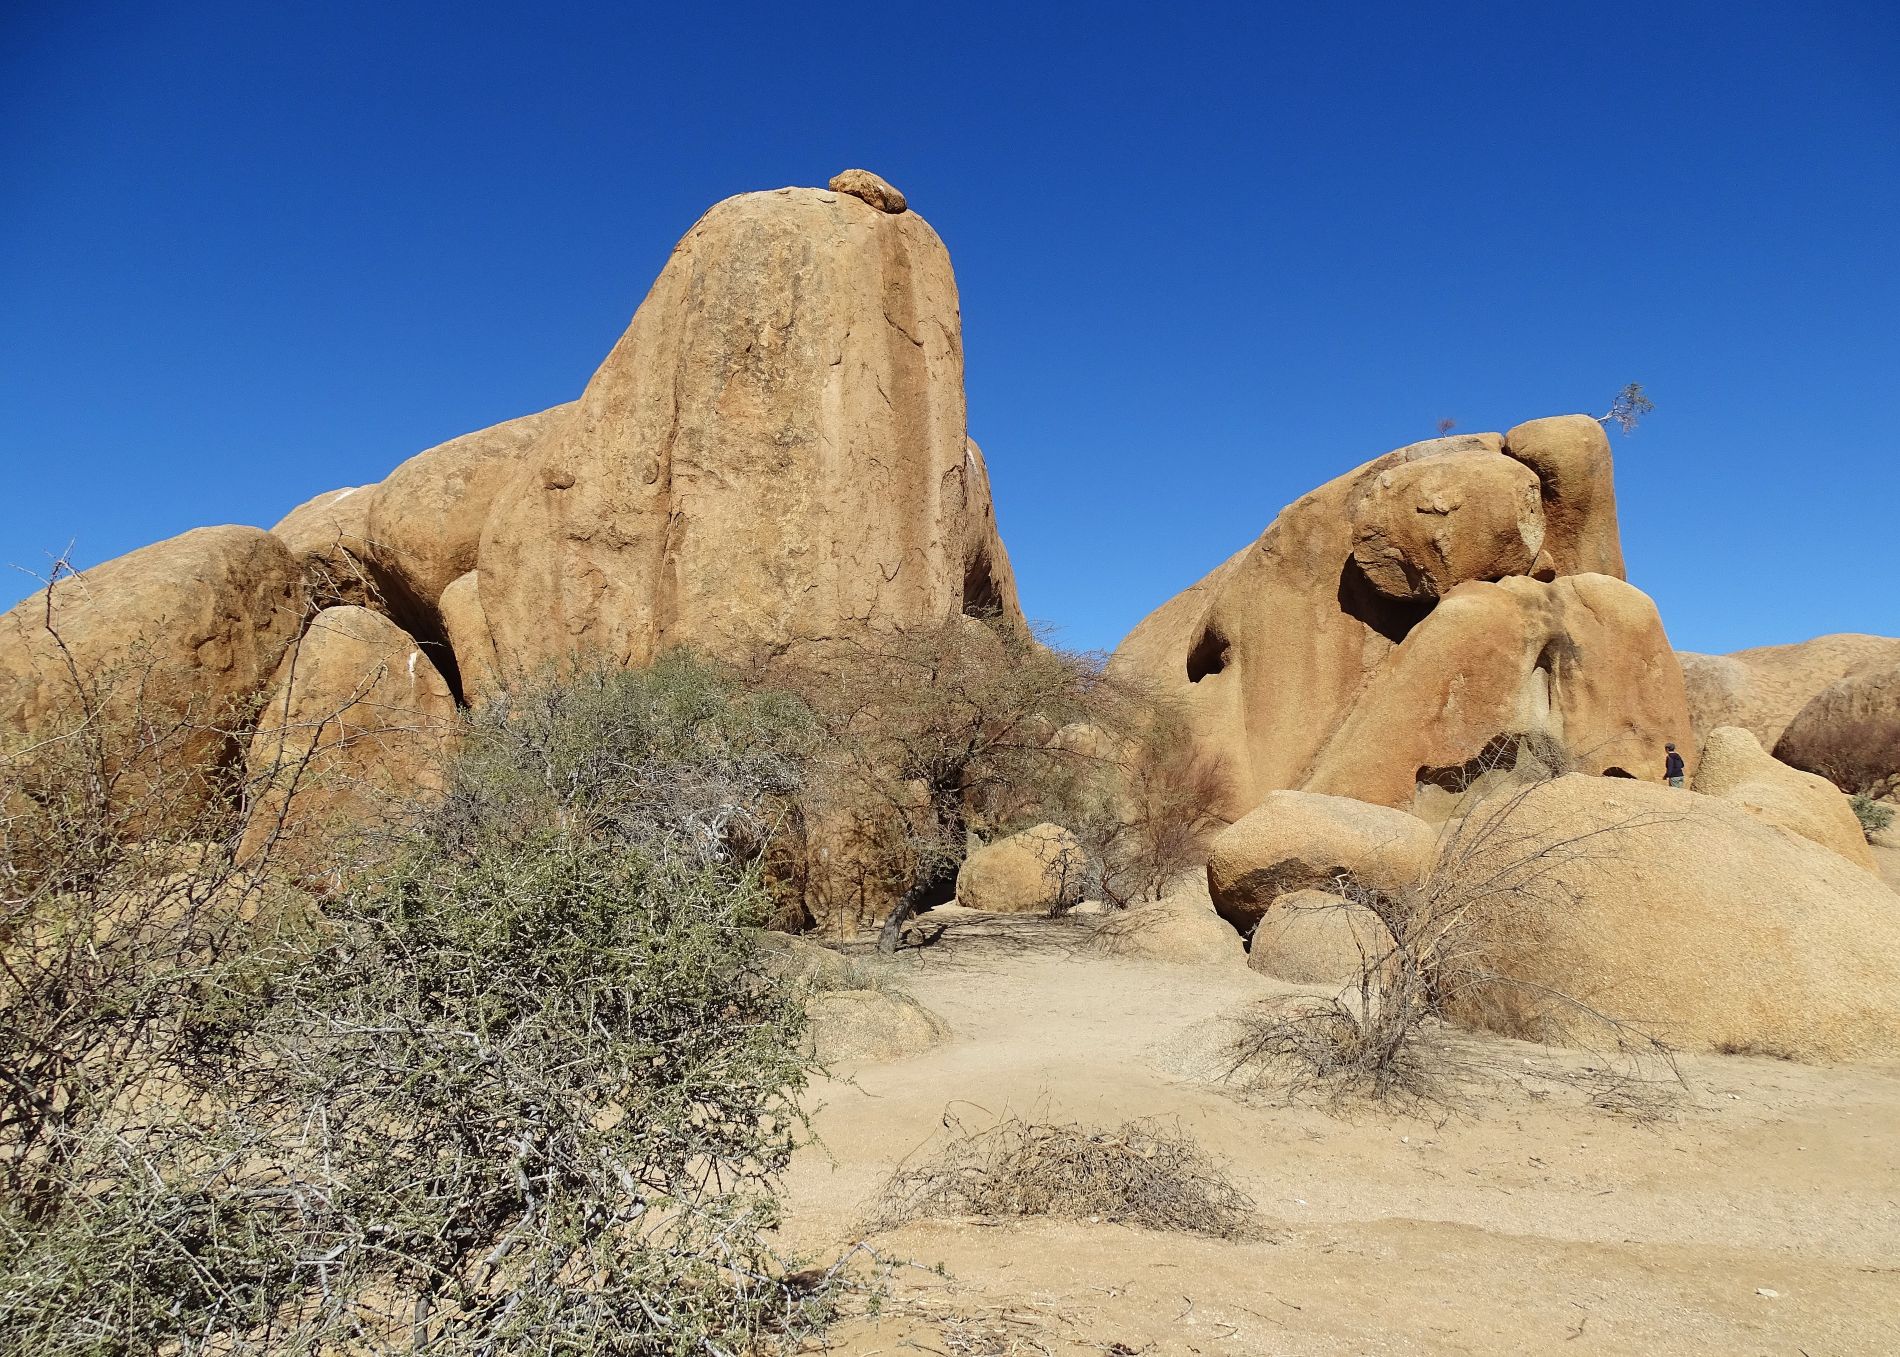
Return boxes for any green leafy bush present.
[1851,792,1895,842]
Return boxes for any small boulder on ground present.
[1434,773,1900,1061]
[1247,888,1395,986]
[827,167,907,213]
[1694,725,1875,870]
[1206,791,1435,933]
[956,823,1087,914]
[808,990,947,1063]
[1088,886,1247,966]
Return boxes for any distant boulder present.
[956,823,1087,914]
[1678,633,1900,749]
[1775,657,1900,800]
[1694,725,1875,870]
[1110,416,1682,818]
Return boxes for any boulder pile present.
[1109,419,1691,819]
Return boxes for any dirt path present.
[778,915,1900,1355]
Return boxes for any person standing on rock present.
[1665,742,1686,788]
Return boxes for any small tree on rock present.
[1598,382,1654,433]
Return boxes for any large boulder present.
[1498,415,1624,577]
[1302,573,1693,808]
[364,404,572,635]
[1247,888,1395,986]
[1110,418,1669,819]
[1206,791,1435,933]
[1350,451,1545,600]
[1435,774,1900,1061]
[1775,658,1900,799]
[1693,725,1875,870]
[477,177,1023,671]
[271,485,380,610]
[1678,633,1900,749]
[0,526,305,811]
[955,823,1087,914]
[239,606,458,869]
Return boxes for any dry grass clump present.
[868,1115,1258,1240]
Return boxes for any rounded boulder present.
[1207,791,1436,933]
[1350,452,1545,600]
[956,823,1088,914]
[1435,773,1900,1061]
[1247,888,1395,986]
[1694,725,1875,870]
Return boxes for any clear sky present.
[4,1,1895,656]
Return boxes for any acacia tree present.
[1598,382,1655,433]
[774,618,1142,950]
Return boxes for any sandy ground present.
[778,913,1900,1356]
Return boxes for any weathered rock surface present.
[956,823,1087,914]
[1694,725,1875,870]
[1206,791,1435,933]
[271,486,379,609]
[437,571,500,707]
[1111,419,1681,818]
[827,167,907,213]
[1498,415,1624,577]
[1350,451,1544,600]
[240,606,458,867]
[0,526,305,809]
[365,404,572,634]
[1435,774,1900,1061]
[1775,657,1900,799]
[1678,633,1900,749]
[1304,573,1692,808]
[479,181,1021,671]
[1247,888,1394,986]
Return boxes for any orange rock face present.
[0,526,307,812]
[239,606,459,870]
[477,183,1022,672]
[1111,420,1687,817]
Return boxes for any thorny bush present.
[2,650,843,1355]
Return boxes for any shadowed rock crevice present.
[1185,624,1230,683]
[1337,557,1435,645]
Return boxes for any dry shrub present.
[1226,739,1681,1117]
[1065,710,1232,910]
[768,618,1185,948]
[868,1114,1258,1240]
[2,647,847,1355]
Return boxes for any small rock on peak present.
[828,168,907,213]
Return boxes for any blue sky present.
[3,1,1895,655]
